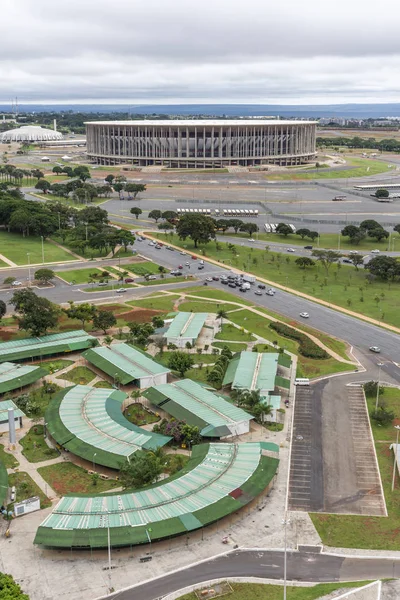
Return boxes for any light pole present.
[337,232,341,251]
[93,452,97,471]
[283,511,290,600]
[391,425,400,491]
[27,252,31,286]
[375,362,384,411]
[41,236,44,264]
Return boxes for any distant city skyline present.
[2,0,400,104]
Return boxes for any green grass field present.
[57,366,95,385]
[38,462,120,495]
[155,233,400,328]
[178,300,234,314]
[19,425,60,463]
[57,267,108,284]
[212,341,248,352]
[34,359,74,373]
[23,383,63,418]
[0,443,19,468]
[123,403,160,425]
[8,471,51,508]
[157,351,216,366]
[0,231,76,265]
[214,323,255,342]
[366,387,400,441]
[126,295,177,312]
[93,380,113,388]
[123,261,162,275]
[266,157,393,180]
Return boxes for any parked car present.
[155,245,161,249]
[299,312,310,318]
[124,278,134,283]
[371,249,380,254]
[206,277,213,282]
[228,283,236,288]
[185,261,190,266]
[369,346,381,353]
[147,275,157,280]
[98,282,108,286]
[266,290,275,296]
[221,279,228,285]
[11,281,22,286]
[349,250,359,255]
[116,288,127,293]
[342,258,352,264]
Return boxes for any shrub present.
[269,322,329,359]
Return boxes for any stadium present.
[85,119,317,168]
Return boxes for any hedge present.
[269,322,329,360]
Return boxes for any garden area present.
[19,425,59,463]
[0,442,19,468]
[214,323,256,342]
[57,366,96,385]
[57,267,114,284]
[123,403,160,426]
[8,472,51,509]
[37,462,120,495]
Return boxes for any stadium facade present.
[85,119,317,168]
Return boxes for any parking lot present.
[289,379,386,515]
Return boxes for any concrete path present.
[48,238,85,261]
[0,252,17,267]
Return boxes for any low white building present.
[165,312,208,348]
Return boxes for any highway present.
[107,549,400,600]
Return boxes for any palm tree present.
[216,309,228,329]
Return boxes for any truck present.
[242,282,251,290]
[242,274,256,284]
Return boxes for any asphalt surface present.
[107,549,400,600]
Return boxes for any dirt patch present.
[97,304,128,313]
[0,327,18,341]
[116,308,162,323]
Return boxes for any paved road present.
[107,549,400,600]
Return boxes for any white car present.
[148,241,155,246]
[206,277,213,282]
[369,346,381,353]
[349,250,359,255]
[300,312,310,318]
[287,248,295,253]
[11,281,22,286]
[371,249,380,254]
[180,251,187,255]
[116,288,127,293]
[248,238,255,242]
[185,261,190,266]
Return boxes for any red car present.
[125,278,134,283]
[178,265,183,269]
[191,255,197,259]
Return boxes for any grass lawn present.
[212,341,248,352]
[19,425,60,463]
[8,471,51,508]
[214,323,256,342]
[266,157,393,180]
[0,230,76,265]
[366,387,400,441]
[163,453,189,475]
[228,231,399,253]
[57,366,95,385]
[93,380,113,389]
[185,366,210,385]
[154,233,400,329]
[178,300,233,314]
[50,234,105,259]
[34,359,74,374]
[123,403,160,426]
[57,267,108,284]
[38,462,120,495]
[127,295,177,312]
[123,261,161,275]
[177,582,370,600]
[23,383,63,418]
[157,351,216,367]
[0,443,19,468]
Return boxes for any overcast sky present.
[2,0,400,105]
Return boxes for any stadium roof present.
[86,120,317,126]
[0,125,63,142]
[223,352,279,392]
[83,344,170,385]
[0,399,25,421]
[143,379,252,437]
[0,330,97,363]
[0,362,46,394]
[46,386,171,469]
[34,442,279,548]
[165,312,208,340]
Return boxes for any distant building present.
[0,125,63,143]
[0,400,25,433]
[0,330,97,363]
[164,312,208,348]
[0,362,46,394]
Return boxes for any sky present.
[2,0,400,105]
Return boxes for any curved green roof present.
[34,442,279,548]
[46,386,171,469]
[0,362,46,394]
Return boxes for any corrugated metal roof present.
[36,443,261,531]
[260,395,281,410]
[0,399,25,420]
[0,330,96,362]
[144,379,252,433]
[0,362,45,394]
[223,352,279,393]
[83,343,169,384]
[165,312,208,340]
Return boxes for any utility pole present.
[41,236,44,264]
[391,426,400,491]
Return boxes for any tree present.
[394,224,400,235]
[130,207,142,219]
[35,179,51,194]
[0,299,6,321]
[311,249,339,275]
[116,230,135,251]
[125,183,146,198]
[4,276,16,286]
[216,219,231,233]
[93,310,117,334]
[276,223,293,237]
[168,351,194,377]
[34,268,55,286]
[360,219,382,234]
[175,214,215,248]
[369,228,389,242]
[161,210,177,221]
[64,301,97,328]
[113,182,125,198]
[216,309,227,327]
[295,257,315,269]
[239,222,258,236]
[152,315,165,328]
[105,174,115,185]
[341,225,360,240]
[52,166,63,175]
[296,228,311,239]
[10,289,59,336]
[148,209,162,222]
[158,222,174,230]
[350,255,364,271]
[375,188,389,198]
[308,231,319,242]
[158,265,167,278]
[229,219,244,233]
[119,452,163,489]
[0,573,29,599]
[31,169,44,180]
[366,255,399,280]
[73,166,91,181]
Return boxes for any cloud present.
[1,0,400,103]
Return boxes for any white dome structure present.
[0,125,63,143]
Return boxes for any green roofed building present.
[45,385,171,469]
[0,399,25,433]
[143,379,253,438]
[83,343,170,388]
[165,312,208,348]
[0,362,46,395]
[0,330,97,363]
[223,351,280,396]
[34,442,279,549]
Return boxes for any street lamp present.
[93,452,97,470]
[375,363,384,411]
[283,511,290,600]
[392,426,400,492]
[40,236,44,264]
[27,252,31,285]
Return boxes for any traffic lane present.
[108,551,346,600]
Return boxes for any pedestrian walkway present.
[0,252,17,267]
